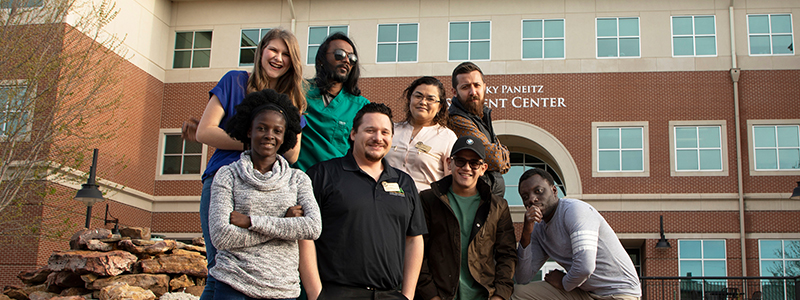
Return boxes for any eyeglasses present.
[329,49,358,63]
[452,157,484,169]
[412,93,441,104]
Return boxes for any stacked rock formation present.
[3,227,207,300]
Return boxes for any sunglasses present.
[329,49,358,63]
[452,157,484,169]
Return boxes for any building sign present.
[447,84,566,109]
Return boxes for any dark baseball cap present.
[451,136,485,160]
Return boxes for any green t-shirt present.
[295,84,369,171]
[447,187,488,300]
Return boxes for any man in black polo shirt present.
[304,103,427,300]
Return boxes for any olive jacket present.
[415,176,517,300]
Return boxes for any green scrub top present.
[295,84,369,171]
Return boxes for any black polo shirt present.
[306,151,428,290]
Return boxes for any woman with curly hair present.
[181,28,307,300]
[208,88,321,300]
[385,76,458,192]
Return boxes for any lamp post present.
[73,149,104,229]
[655,215,671,248]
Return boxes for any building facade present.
[1,0,799,297]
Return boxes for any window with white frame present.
[307,25,348,65]
[522,19,565,59]
[679,240,727,298]
[672,16,717,56]
[239,28,271,67]
[449,21,490,61]
[0,0,42,8]
[753,125,800,170]
[592,122,649,177]
[0,81,32,139]
[670,121,728,177]
[748,14,794,55]
[759,240,800,300]
[377,23,418,63]
[596,17,640,58]
[157,129,206,179]
[173,31,212,68]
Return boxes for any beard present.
[364,141,388,162]
[462,95,485,118]
[325,60,350,83]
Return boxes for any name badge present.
[382,182,401,192]
[415,141,432,153]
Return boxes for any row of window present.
[679,239,799,300]
[592,121,799,177]
[154,121,799,183]
[173,13,795,68]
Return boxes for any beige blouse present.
[385,122,458,192]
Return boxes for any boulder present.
[138,254,206,277]
[191,237,204,247]
[79,274,98,285]
[159,292,199,300]
[47,250,137,276]
[27,291,58,300]
[50,297,86,300]
[69,229,112,250]
[174,243,205,255]
[18,267,51,285]
[119,240,176,255]
[86,240,113,252]
[59,287,90,296]
[119,227,151,240]
[171,249,202,257]
[99,282,155,300]
[3,286,27,300]
[46,271,84,288]
[22,284,46,296]
[0,294,10,300]
[183,286,203,298]
[89,274,169,297]
[168,275,194,291]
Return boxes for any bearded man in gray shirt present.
[512,168,641,300]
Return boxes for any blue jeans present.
[200,176,217,300]
[214,280,296,300]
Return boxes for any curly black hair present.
[225,89,301,155]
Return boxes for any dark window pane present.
[192,50,211,68]
[164,135,182,154]
[182,156,201,174]
[163,156,181,174]
[194,31,212,48]
[175,32,193,50]
[184,140,202,154]
[240,48,256,65]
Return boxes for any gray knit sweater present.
[209,152,321,299]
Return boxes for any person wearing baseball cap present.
[416,135,517,300]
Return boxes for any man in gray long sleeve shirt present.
[512,169,640,300]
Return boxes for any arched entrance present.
[493,120,582,206]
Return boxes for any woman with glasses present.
[181,28,307,300]
[386,76,458,192]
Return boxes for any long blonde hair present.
[247,28,307,113]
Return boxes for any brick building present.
[1,0,799,296]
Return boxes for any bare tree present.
[0,0,127,239]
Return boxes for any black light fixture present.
[104,203,120,235]
[74,149,104,229]
[655,215,671,248]
[791,181,800,200]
